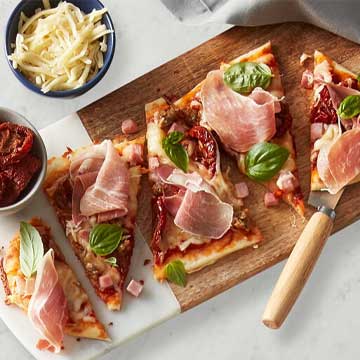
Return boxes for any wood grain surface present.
[78,23,360,312]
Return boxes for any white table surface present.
[1,1,360,359]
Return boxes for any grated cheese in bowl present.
[8,1,113,94]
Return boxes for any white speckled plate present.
[0,114,180,360]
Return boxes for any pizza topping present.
[314,60,332,83]
[162,131,189,172]
[28,249,68,353]
[122,143,144,166]
[148,156,160,170]
[311,85,338,124]
[311,123,326,143]
[223,62,273,94]
[158,167,233,239]
[188,125,217,177]
[19,222,44,278]
[89,224,123,256]
[71,140,130,223]
[235,182,249,199]
[201,70,279,153]
[104,257,118,267]
[245,142,289,182]
[274,102,293,138]
[276,170,299,193]
[264,192,279,207]
[164,260,187,287]
[301,69,314,89]
[163,189,186,217]
[338,95,360,119]
[126,279,144,297]
[99,273,114,290]
[317,128,360,194]
[168,122,186,134]
[121,119,138,135]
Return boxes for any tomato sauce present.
[0,122,41,207]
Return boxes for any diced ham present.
[311,123,325,143]
[122,143,143,166]
[168,122,186,134]
[201,70,279,153]
[317,128,360,194]
[78,229,89,241]
[28,250,67,353]
[148,156,160,170]
[235,182,249,198]
[99,274,113,290]
[121,119,138,135]
[264,192,279,207]
[126,279,143,297]
[301,70,314,89]
[276,170,298,193]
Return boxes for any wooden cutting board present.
[77,23,360,312]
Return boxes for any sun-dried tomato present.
[310,86,338,124]
[188,125,217,177]
[151,195,167,265]
[0,153,41,207]
[0,122,34,169]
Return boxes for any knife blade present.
[262,188,344,329]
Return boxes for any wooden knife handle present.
[262,207,335,329]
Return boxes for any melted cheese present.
[9,1,112,93]
[314,124,340,151]
[146,122,171,164]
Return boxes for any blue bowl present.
[5,0,116,98]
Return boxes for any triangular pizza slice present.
[43,136,145,310]
[175,41,304,216]
[307,50,360,194]
[1,218,109,352]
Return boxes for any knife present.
[262,188,344,329]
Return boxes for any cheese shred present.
[9,1,113,93]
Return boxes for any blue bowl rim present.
[5,0,116,98]
[0,106,47,212]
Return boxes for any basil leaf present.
[223,62,272,94]
[162,131,189,172]
[105,257,118,267]
[338,95,360,119]
[245,142,289,182]
[19,222,44,278]
[165,260,187,287]
[89,224,123,256]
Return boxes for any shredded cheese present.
[9,1,113,93]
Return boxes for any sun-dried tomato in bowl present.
[0,122,41,207]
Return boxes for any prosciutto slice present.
[28,250,68,353]
[201,70,280,153]
[317,128,360,194]
[158,167,233,239]
[71,140,130,223]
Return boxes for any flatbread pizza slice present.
[304,50,360,194]
[43,136,145,310]
[174,41,304,216]
[146,98,263,282]
[0,218,109,352]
